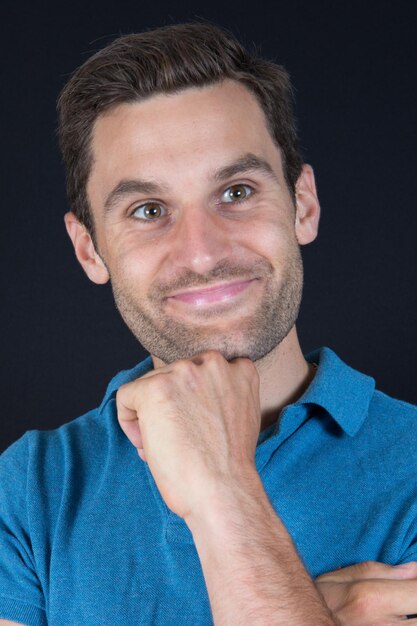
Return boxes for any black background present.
[1,0,416,453]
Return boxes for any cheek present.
[103,226,165,282]
[245,215,296,262]
[106,245,156,294]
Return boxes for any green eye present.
[221,184,253,203]
[132,203,166,220]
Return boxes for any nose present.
[169,204,234,274]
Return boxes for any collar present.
[302,346,375,436]
[99,355,153,414]
[99,347,375,437]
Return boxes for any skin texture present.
[316,560,417,625]
[65,80,321,428]
[74,82,308,365]
[63,80,417,624]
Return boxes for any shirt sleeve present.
[0,434,47,626]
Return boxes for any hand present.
[316,560,417,625]
[116,351,261,521]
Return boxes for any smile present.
[167,279,258,307]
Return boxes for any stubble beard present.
[111,245,303,363]
[110,247,304,365]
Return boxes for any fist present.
[116,351,261,521]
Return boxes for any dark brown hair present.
[57,21,303,243]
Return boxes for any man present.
[1,21,416,626]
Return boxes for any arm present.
[117,351,337,625]
[187,473,336,625]
[0,435,47,626]
[0,622,25,625]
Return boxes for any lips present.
[167,278,257,307]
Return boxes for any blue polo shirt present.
[1,347,416,626]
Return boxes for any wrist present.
[186,471,337,626]
[184,468,269,539]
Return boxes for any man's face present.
[82,80,318,364]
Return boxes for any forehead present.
[87,80,284,206]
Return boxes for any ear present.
[64,212,110,284]
[294,164,321,245]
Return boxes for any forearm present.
[186,474,338,626]
[118,353,338,623]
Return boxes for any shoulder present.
[1,355,154,469]
[0,357,154,502]
[369,387,417,424]
[365,387,417,446]
[0,406,118,500]
[0,365,150,554]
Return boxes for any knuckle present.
[171,358,201,389]
[172,358,193,372]
[189,351,226,374]
[200,350,224,364]
[151,376,167,392]
[239,357,259,382]
[235,355,255,370]
[354,560,380,576]
[173,358,202,383]
[346,581,381,618]
[115,382,129,404]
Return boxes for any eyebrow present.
[103,152,280,214]
[104,179,168,214]
[212,153,280,186]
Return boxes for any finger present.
[143,351,224,373]
[116,386,143,449]
[138,366,174,380]
[119,415,143,450]
[318,579,417,622]
[366,579,417,616]
[188,350,226,365]
[137,448,147,462]
[316,561,417,583]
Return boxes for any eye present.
[131,202,166,220]
[221,184,253,203]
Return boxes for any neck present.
[256,326,315,431]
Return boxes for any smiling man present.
[1,22,417,626]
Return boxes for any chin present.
[150,330,283,365]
